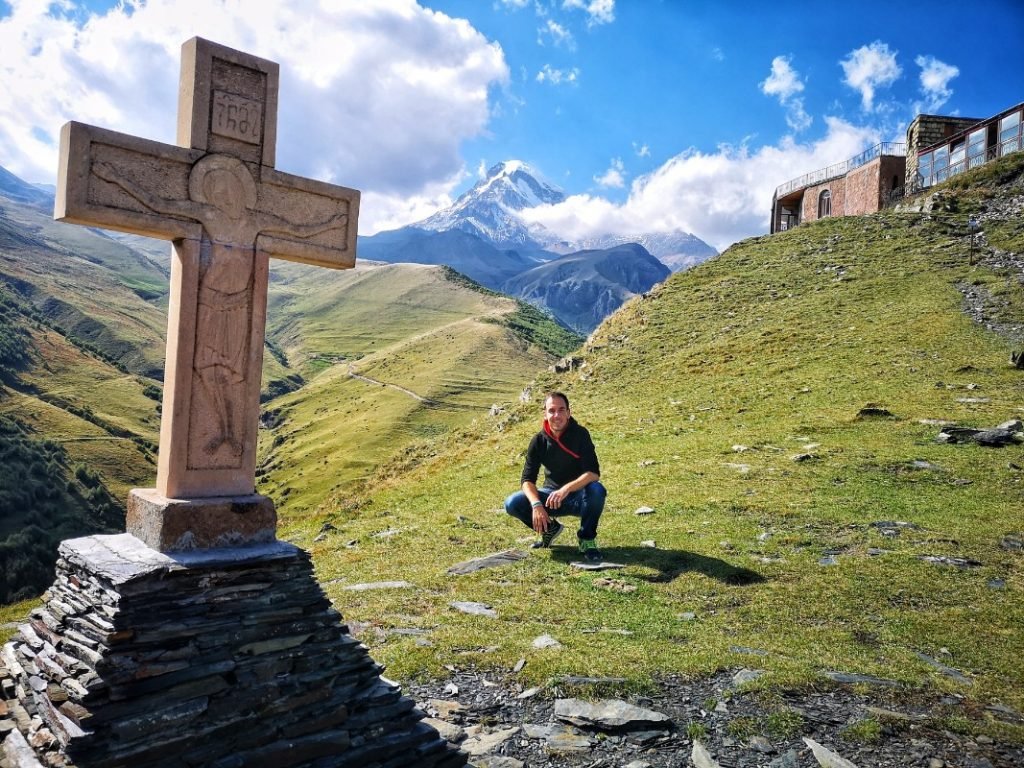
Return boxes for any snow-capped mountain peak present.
[416,160,564,247]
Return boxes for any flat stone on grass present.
[450,601,498,617]
[448,550,527,575]
[553,698,671,730]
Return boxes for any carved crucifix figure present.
[55,38,360,551]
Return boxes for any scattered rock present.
[914,652,973,685]
[823,671,899,687]
[803,737,859,768]
[857,406,894,419]
[522,722,592,753]
[770,749,800,767]
[871,520,919,537]
[635,506,656,515]
[691,740,723,768]
[792,452,817,462]
[341,580,414,591]
[462,725,520,756]
[919,555,982,568]
[640,540,657,548]
[553,698,671,730]
[470,757,524,768]
[938,424,1021,446]
[732,668,766,687]
[447,549,528,575]
[512,658,526,673]
[403,667,1024,768]
[422,716,466,743]
[1001,533,1023,552]
[532,634,562,650]
[372,527,402,538]
[724,463,751,474]
[450,602,498,617]
[592,577,636,593]
[429,698,465,719]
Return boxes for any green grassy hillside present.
[292,155,1024,739]
[0,210,578,604]
[258,262,580,529]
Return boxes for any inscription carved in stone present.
[212,90,262,144]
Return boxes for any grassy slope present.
[0,201,168,376]
[258,262,576,530]
[0,321,160,501]
[297,158,1024,736]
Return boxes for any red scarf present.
[543,419,580,459]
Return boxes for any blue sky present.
[1,0,1022,250]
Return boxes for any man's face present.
[545,396,570,435]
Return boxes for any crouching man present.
[504,391,607,561]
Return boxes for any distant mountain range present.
[360,161,717,331]
[0,159,715,332]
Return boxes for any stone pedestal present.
[0,535,465,768]
[127,488,277,552]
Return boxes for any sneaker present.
[531,519,564,549]
[578,538,602,562]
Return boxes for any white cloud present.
[761,55,803,101]
[840,41,902,112]
[520,117,879,251]
[633,142,650,158]
[536,64,580,85]
[0,0,508,235]
[760,55,812,132]
[915,55,959,113]
[562,0,615,26]
[538,19,575,49]
[497,0,532,8]
[594,158,625,188]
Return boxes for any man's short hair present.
[544,391,570,410]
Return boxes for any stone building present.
[770,99,1024,234]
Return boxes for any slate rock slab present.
[342,580,414,591]
[553,698,671,730]
[570,561,627,571]
[823,671,899,687]
[448,550,528,576]
[450,602,498,617]
[803,737,859,767]
[461,725,520,756]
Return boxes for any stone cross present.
[55,37,359,551]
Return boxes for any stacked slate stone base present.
[0,534,465,768]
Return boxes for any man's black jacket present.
[520,417,600,490]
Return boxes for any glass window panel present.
[968,128,986,156]
[1001,111,1021,142]
[933,146,949,169]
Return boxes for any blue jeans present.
[504,481,607,541]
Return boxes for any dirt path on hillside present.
[345,365,479,412]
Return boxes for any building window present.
[968,127,987,168]
[1000,110,1021,155]
[918,151,933,187]
[818,189,831,218]
[933,145,949,183]
[950,139,966,176]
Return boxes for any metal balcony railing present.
[775,141,907,198]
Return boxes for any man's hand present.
[545,487,568,509]
[531,503,552,533]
